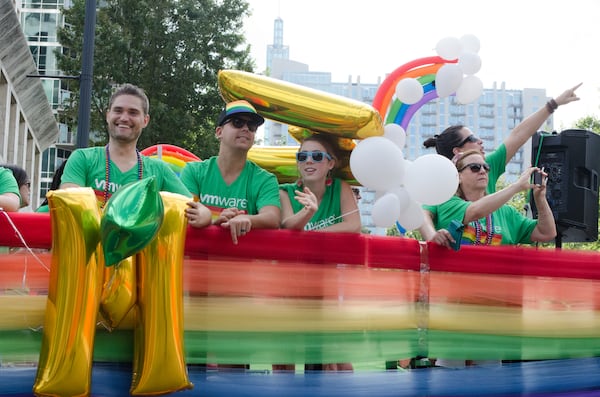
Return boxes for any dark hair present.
[423,125,466,160]
[302,134,340,159]
[39,160,67,207]
[108,83,149,115]
[1,164,29,187]
[300,133,345,176]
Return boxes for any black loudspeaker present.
[531,129,600,243]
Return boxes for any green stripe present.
[3,329,600,365]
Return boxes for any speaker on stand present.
[530,129,600,248]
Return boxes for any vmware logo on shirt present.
[305,215,336,231]
[95,179,121,193]
[200,193,248,210]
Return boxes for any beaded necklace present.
[102,145,143,208]
[473,213,494,245]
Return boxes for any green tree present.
[57,0,255,159]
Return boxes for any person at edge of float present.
[419,83,581,242]
[60,83,200,215]
[273,133,360,373]
[0,167,21,254]
[0,166,21,212]
[181,99,280,245]
[1,164,31,209]
[425,149,556,368]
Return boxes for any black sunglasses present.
[225,117,259,132]
[459,162,490,173]
[457,134,480,147]
[296,150,332,163]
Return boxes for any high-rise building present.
[14,0,73,207]
[0,0,60,210]
[262,17,553,235]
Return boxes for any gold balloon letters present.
[33,185,192,396]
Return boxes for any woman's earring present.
[325,170,332,186]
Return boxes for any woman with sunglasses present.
[278,134,361,233]
[273,134,359,373]
[420,84,580,242]
[428,149,555,369]
[431,149,556,248]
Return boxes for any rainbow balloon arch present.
[2,212,600,396]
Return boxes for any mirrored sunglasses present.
[459,162,490,173]
[225,117,259,132]
[296,150,332,163]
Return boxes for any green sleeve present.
[253,168,281,210]
[60,149,88,186]
[435,196,471,230]
[485,143,507,193]
[0,167,20,200]
[180,162,200,197]
[159,163,192,198]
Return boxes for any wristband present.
[546,99,558,113]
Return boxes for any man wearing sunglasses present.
[181,100,281,245]
[420,83,581,245]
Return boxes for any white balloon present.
[395,78,424,105]
[398,199,425,231]
[372,193,401,228]
[383,124,406,149]
[456,75,484,104]
[435,36,462,60]
[350,137,405,191]
[458,51,482,75]
[387,186,411,210]
[403,159,413,176]
[403,154,458,205]
[460,34,481,54]
[435,63,463,98]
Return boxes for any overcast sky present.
[242,0,600,130]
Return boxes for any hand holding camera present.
[532,167,547,186]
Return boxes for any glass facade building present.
[16,0,74,203]
[265,18,553,235]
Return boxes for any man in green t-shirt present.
[60,84,204,216]
[181,100,281,245]
[0,166,21,212]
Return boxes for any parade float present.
[2,35,600,397]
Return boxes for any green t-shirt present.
[423,143,507,221]
[180,156,280,221]
[434,195,537,245]
[61,147,191,205]
[280,178,343,231]
[0,168,21,251]
[0,167,20,203]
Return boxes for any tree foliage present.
[57,0,255,159]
